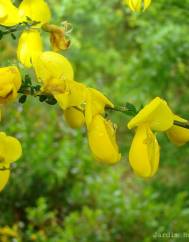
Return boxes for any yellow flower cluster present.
[1,0,121,179]
[128,97,189,178]
[33,51,121,165]
[125,0,151,11]
[0,0,188,192]
[0,0,70,67]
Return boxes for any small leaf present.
[30,87,34,95]
[138,104,144,112]
[26,16,32,21]
[34,85,41,92]
[125,102,138,116]
[39,95,47,102]
[11,33,16,40]
[46,96,57,105]
[24,74,32,85]
[19,95,27,104]
[0,31,4,40]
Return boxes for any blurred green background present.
[1,0,189,241]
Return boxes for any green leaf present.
[11,33,16,40]
[39,95,47,102]
[0,31,4,40]
[34,85,41,92]
[19,95,27,104]
[125,102,138,116]
[24,74,32,86]
[46,96,57,105]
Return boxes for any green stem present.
[18,83,189,130]
[106,105,130,113]
[0,20,40,39]
[173,120,189,130]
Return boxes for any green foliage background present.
[1,0,189,241]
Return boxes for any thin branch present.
[18,80,189,130]
[0,20,40,39]
[173,120,189,130]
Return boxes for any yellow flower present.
[17,0,51,67]
[0,66,21,104]
[0,132,22,192]
[88,115,121,164]
[0,0,20,26]
[85,88,114,127]
[128,97,173,131]
[129,124,159,178]
[54,80,87,110]
[167,115,189,146]
[0,168,10,192]
[33,51,74,85]
[125,0,151,11]
[34,51,85,110]
[18,0,51,27]
[64,107,85,129]
[17,29,43,68]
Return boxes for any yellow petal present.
[64,107,85,129]
[0,0,20,26]
[144,0,151,10]
[0,132,22,164]
[0,167,10,192]
[0,3,7,20]
[129,0,142,11]
[54,80,87,110]
[0,66,21,104]
[18,0,51,26]
[88,115,121,164]
[129,125,159,178]
[167,115,189,146]
[4,136,22,163]
[125,0,151,11]
[33,51,74,85]
[17,30,43,68]
[128,97,173,131]
[85,88,114,127]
